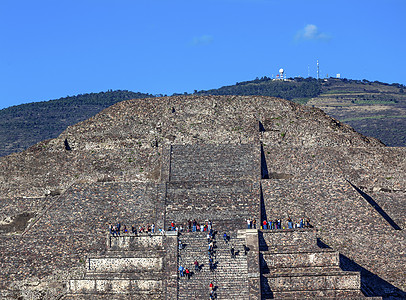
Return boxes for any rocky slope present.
[0,95,383,199]
[0,95,404,299]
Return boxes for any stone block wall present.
[161,232,178,300]
[262,145,406,229]
[67,233,178,298]
[259,229,368,299]
[245,229,261,300]
[259,229,318,252]
[26,182,158,237]
[0,181,161,292]
[261,251,339,269]
[169,144,258,182]
[261,177,406,296]
[88,257,163,273]
[68,279,162,294]
[264,272,360,292]
[108,235,163,250]
[165,180,259,231]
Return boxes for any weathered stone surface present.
[108,235,163,250]
[68,279,162,293]
[88,257,163,273]
[0,95,404,299]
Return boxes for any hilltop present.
[0,78,405,158]
[0,95,404,299]
[196,77,406,147]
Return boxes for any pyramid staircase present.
[177,230,250,299]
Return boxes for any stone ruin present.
[0,95,404,299]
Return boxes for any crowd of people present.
[258,217,312,230]
[246,218,257,229]
[108,214,312,299]
[246,217,312,230]
[108,219,216,237]
[166,219,214,233]
[109,217,312,237]
[109,222,166,236]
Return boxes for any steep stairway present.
[165,180,258,232]
[177,231,249,299]
[169,144,258,182]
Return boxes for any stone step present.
[259,229,318,250]
[84,272,164,280]
[90,250,164,258]
[86,257,163,273]
[177,229,250,299]
[179,258,248,271]
[179,290,250,300]
[263,266,342,276]
[167,218,253,233]
[260,244,328,253]
[261,271,360,292]
[237,228,249,239]
[179,248,246,254]
[179,236,245,247]
[169,144,256,182]
[166,179,253,191]
[261,251,339,269]
[264,289,375,299]
[178,279,250,299]
[180,238,246,245]
[107,234,164,250]
[177,273,249,283]
[68,279,163,294]
[64,292,162,299]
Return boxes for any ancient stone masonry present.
[259,229,370,299]
[0,95,404,299]
[168,144,258,182]
[65,143,388,299]
[177,230,250,299]
[66,232,177,299]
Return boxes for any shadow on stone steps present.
[339,254,405,300]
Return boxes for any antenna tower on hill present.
[279,68,284,80]
[317,60,320,80]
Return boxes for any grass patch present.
[352,100,397,105]
[291,97,311,105]
[321,90,363,95]
[341,115,406,122]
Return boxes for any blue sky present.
[1,0,405,109]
